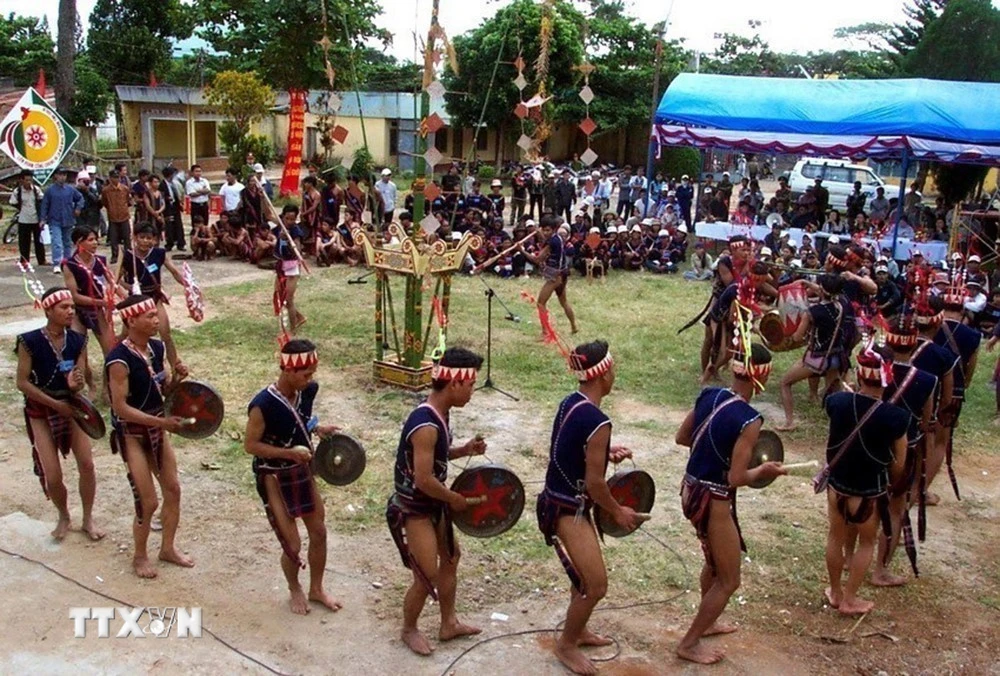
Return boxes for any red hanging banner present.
[279,89,307,197]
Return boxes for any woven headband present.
[280,351,318,371]
[885,331,918,347]
[119,298,157,320]
[571,351,614,382]
[41,289,72,310]
[826,254,846,270]
[431,364,478,382]
[731,358,772,392]
[729,239,749,251]
[857,364,891,387]
[914,310,943,326]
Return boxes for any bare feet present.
[308,589,343,612]
[402,628,434,656]
[555,639,598,674]
[703,621,739,636]
[838,596,874,615]
[925,492,941,506]
[158,547,195,568]
[676,640,725,665]
[775,420,798,432]
[439,620,481,641]
[51,515,71,541]
[289,587,310,615]
[578,628,614,647]
[81,518,105,541]
[871,570,907,587]
[133,556,158,579]
[824,587,841,608]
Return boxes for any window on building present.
[434,128,448,153]
[389,121,400,156]
[452,127,463,157]
[476,129,488,151]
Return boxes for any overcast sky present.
[7,0,996,61]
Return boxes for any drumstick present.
[472,233,536,274]
[781,460,820,470]
[465,495,488,505]
[181,418,198,426]
[634,513,652,522]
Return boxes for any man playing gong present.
[15,287,104,541]
[105,294,193,578]
[245,339,343,614]
[385,347,487,656]
[675,343,786,664]
[536,340,642,675]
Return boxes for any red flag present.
[35,69,46,96]
[149,72,158,87]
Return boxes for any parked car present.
[787,158,885,211]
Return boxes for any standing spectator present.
[528,168,545,219]
[676,174,694,227]
[554,169,575,223]
[812,177,830,220]
[40,166,83,272]
[143,175,167,237]
[846,181,867,221]
[629,167,648,218]
[594,170,612,225]
[903,183,922,226]
[717,171,734,207]
[218,167,245,214]
[869,186,890,223]
[510,171,528,226]
[161,167,187,252]
[101,170,132,264]
[441,165,461,195]
[616,166,633,218]
[185,164,212,229]
[375,168,398,225]
[9,169,46,266]
[487,179,506,219]
[76,171,102,232]
[252,163,273,200]
[131,169,151,225]
[542,174,558,216]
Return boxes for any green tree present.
[702,21,785,76]
[555,1,688,135]
[87,0,195,85]
[68,53,113,126]
[442,0,585,147]
[903,0,1000,81]
[888,0,949,63]
[0,13,55,86]
[206,71,275,170]
[195,0,388,91]
[357,49,421,92]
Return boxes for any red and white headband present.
[731,358,772,392]
[571,351,614,382]
[885,331,918,347]
[915,310,943,326]
[431,363,478,382]
[41,289,72,310]
[826,253,846,270]
[729,239,749,251]
[280,351,319,371]
[119,297,157,320]
[857,363,892,387]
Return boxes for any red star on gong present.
[462,472,515,525]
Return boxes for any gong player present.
[385,346,487,657]
[536,339,642,676]
[674,343,786,665]
[15,287,104,541]
[244,339,343,615]
[105,294,193,579]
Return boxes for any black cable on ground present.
[0,546,288,676]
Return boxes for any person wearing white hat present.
[487,179,506,222]
[376,168,397,225]
[965,254,990,293]
[645,229,675,274]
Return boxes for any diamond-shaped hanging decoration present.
[423,112,445,134]
[514,73,528,91]
[580,148,598,166]
[431,49,443,66]
[325,61,336,89]
[423,181,442,202]
[420,214,440,235]
[317,35,333,52]
[341,154,354,170]
[517,134,534,151]
[578,117,597,136]
[514,56,525,72]
[423,146,444,168]
[331,125,349,144]
[575,62,596,76]
[578,85,594,105]
[425,79,446,100]
[327,93,342,112]
[514,103,529,119]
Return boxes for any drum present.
[760,280,811,352]
[748,430,785,489]
[312,433,366,486]
[165,380,225,439]
[594,468,656,538]
[449,464,525,538]
[70,395,106,440]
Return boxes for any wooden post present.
[375,271,385,360]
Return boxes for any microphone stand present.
[475,274,520,322]
[476,275,518,401]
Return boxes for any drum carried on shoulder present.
[758,280,812,352]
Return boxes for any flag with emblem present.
[0,87,78,184]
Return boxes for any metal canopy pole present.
[891,147,910,259]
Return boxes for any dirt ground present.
[2,264,1000,675]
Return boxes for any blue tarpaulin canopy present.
[652,73,1000,164]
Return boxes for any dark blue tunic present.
[934,319,982,401]
[911,338,959,409]
[825,392,909,497]
[122,247,167,297]
[544,392,610,499]
[105,338,167,416]
[247,381,318,472]
[393,403,451,512]
[16,328,87,394]
[685,387,761,487]
[883,362,937,444]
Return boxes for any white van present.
[786,159,885,212]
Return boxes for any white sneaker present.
[52,266,61,274]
